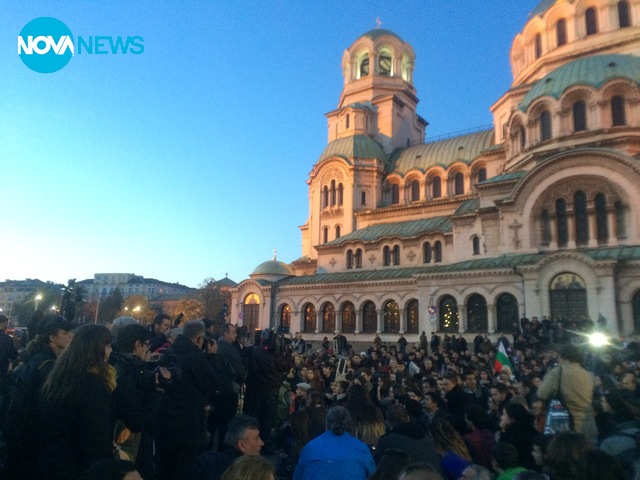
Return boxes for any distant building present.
[232,0,640,340]
[0,278,56,315]
[78,273,195,300]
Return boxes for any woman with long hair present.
[344,383,385,449]
[306,368,325,393]
[498,403,538,470]
[36,324,116,480]
[429,418,472,480]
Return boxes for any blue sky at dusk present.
[0,1,539,288]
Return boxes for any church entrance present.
[549,273,587,322]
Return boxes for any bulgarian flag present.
[494,342,513,374]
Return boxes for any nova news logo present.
[18,17,144,74]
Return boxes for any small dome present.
[529,0,558,19]
[316,135,387,166]
[359,28,405,43]
[519,54,640,111]
[251,260,294,277]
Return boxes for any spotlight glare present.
[588,332,609,347]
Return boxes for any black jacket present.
[189,447,242,480]
[215,339,246,394]
[154,335,218,446]
[375,422,443,474]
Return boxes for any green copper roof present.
[479,171,527,185]
[519,54,640,110]
[316,135,387,166]
[389,129,494,175]
[360,28,404,43]
[454,198,479,216]
[323,216,452,247]
[529,0,562,18]
[279,246,640,286]
[251,260,294,276]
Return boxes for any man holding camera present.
[210,323,246,451]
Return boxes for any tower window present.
[556,198,568,246]
[586,7,598,36]
[383,246,391,266]
[574,190,588,245]
[410,180,420,202]
[361,191,367,206]
[323,227,329,244]
[573,101,587,132]
[335,225,341,239]
[519,126,526,151]
[432,177,442,199]
[434,241,443,263]
[454,172,464,195]
[556,18,567,46]
[355,249,363,268]
[423,242,432,263]
[540,110,552,141]
[379,52,392,76]
[323,186,329,208]
[534,33,542,59]
[477,168,487,183]
[337,183,344,206]
[359,57,369,77]
[472,236,480,255]
[346,250,353,269]
[619,1,630,28]
[346,114,350,129]
[612,96,626,126]
[391,184,400,205]
[393,245,400,265]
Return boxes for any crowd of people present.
[0,309,639,480]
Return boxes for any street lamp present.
[35,293,42,311]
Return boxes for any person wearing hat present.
[295,382,312,411]
[4,314,74,480]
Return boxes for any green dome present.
[519,54,640,111]
[315,135,387,166]
[389,129,494,175]
[251,260,294,277]
[529,0,560,19]
[359,28,404,43]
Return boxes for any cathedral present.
[231,0,640,343]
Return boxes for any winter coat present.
[375,422,443,474]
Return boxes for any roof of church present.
[519,54,640,110]
[389,129,494,175]
[529,0,560,18]
[322,216,452,247]
[360,28,405,43]
[251,260,295,277]
[280,245,640,286]
[316,134,387,166]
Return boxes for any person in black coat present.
[35,324,116,480]
[114,323,171,480]
[497,403,538,470]
[153,320,218,480]
[375,404,443,476]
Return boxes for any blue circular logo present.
[18,17,74,73]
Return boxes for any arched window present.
[346,114,350,129]
[573,101,587,131]
[472,236,480,255]
[586,7,598,35]
[362,301,377,333]
[534,33,542,59]
[361,191,367,205]
[612,96,626,126]
[379,52,392,76]
[323,186,329,208]
[410,180,420,201]
[477,167,487,183]
[322,303,336,333]
[346,250,354,269]
[556,198,568,246]
[519,126,527,151]
[355,249,363,268]
[615,201,626,237]
[542,209,552,244]
[303,303,316,333]
[496,293,518,332]
[330,180,336,206]
[556,18,567,46]
[335,225,341,239]
[406,300,419,334]
[466,294,488,332]
[383,246,392,266]
[438,295,459,332]
[323,227,329,244]
[423,242,432,263]
[454,172,464,195]
[540,110,552,141]
[359,56,369,77]
[574,190,588,245]
[434,241,443,263]
[342,302,356,333]
[280,304,291,329]
[595,193,608,242]
[383,300,399,333]
[619,1,630,28]
[242,293,260,333]
[391,184,400,204]
[393,245,400,266]
[432,177,442,198]
[337,183,344,206]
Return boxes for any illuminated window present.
[280,304,291,329]
[243,293,260,332]
[383,300,399,333]
[303,303,316,333]
[342,302,355,333]
[322,303,335,333]
[406,300,419,333]
[438,295,459,332]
